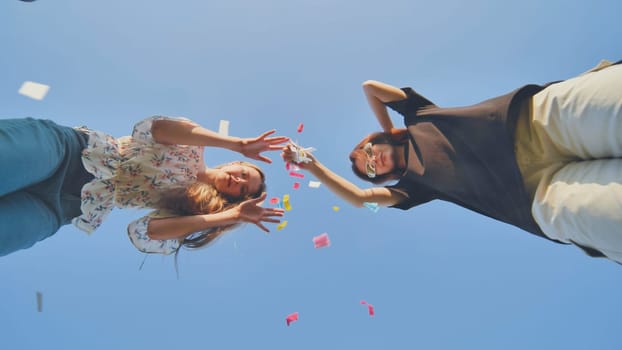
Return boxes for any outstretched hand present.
[240,130,290,163]
[236,192,285,232]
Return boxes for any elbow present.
[150,119,169,144]
[362,80,380,92]
[348,191,370,208]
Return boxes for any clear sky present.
[1,0,621,349]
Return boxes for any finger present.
[256,222,269,232]
[257,155,272,163]
[261,218,281,223]
[258,130,276,139]
[263,212,284,218]
[267,145,287,150]
[265,136,290,144]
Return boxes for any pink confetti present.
[269,197,280,205]
[367,304,375,316]
[297,123,304,133]
[286,312,299,326]
[289,171,304,178]
[293,182,300,189]
[360,300,374,316]
[313,233,331,248]
[286,162,300,171]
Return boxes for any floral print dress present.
[73,116,204,255]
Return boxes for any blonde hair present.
[158,161,266,250]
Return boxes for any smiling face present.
[213,163,264,199]
[353,143,397,178]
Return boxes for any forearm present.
[363,80,407,132]
[306,161,371,207]
[364,88,395,132]
[151,119,244,152]
[147,208,240,240]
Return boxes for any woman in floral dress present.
[0,116,288,256]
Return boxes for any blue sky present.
[1,0,621,349]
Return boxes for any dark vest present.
[385,85,557,241]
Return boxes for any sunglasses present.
[363,142,376,178]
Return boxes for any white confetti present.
[18,81,50,100]
[308,181,321,188]
[218,119,230,136]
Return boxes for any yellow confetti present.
[276,220,288,230]
[332,206,340,212]
[283,194,292,211]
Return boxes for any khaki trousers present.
[515,61,622,263]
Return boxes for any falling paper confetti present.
[269,197,280,205]
[36,291,43,312]
[363,202,380,213]
[313,233,331,248]
[308,181,321,188]
[297,123,304,133]
[18,81,50,100]
[368,304,375,316]
[293,182,300,189]
[283,194,292,211]
[288,141,315,164]
[332,206,340,212]
[286,312,299,326]
[218,120,230,136]
[289,171,304,179]
[276,221,288,230]
[285,162,300,171]
[360,300,375,316]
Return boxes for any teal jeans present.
[0,118,93,256]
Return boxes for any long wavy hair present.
[157,161,266,251]
[349,129,409,184]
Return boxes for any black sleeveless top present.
[385,85,556,241]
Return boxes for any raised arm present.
[147,193,285,239]
[362,80,407,133]
[151,118,289,163]
[282,147,405,208]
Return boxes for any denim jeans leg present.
[0,118,68,196]
[0,191,61,256]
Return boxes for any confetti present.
[297,123,304,133]
[218,120,230,136]
[332,206,340,212]
[288,141,315,164]
[308,181,321,188]
[360,300,375,316]
[368,304,375,316]
[18,81,50,100]
[285,162,300,171]
[313,233,331,248]
[293,182,300,189]
[283,194,292,211]
[363,202,380,213]
[286,312,299,326]
[36,291,43,312]
[276,221,288,230]
[289,171,304,179]
[269,197,280,205]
